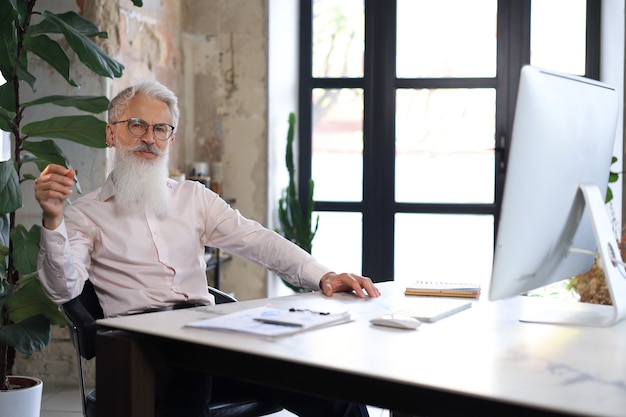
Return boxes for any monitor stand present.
[520,183,626,327]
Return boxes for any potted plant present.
[569,156,621,304]
[0,0,139,412]
[276,113,320,292]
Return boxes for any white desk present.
[96,281,626,417]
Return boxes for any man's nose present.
[141,127,156,144]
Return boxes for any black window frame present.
[298,0,602,282]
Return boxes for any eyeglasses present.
[112,118,175,141]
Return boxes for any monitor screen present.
[489,66,624,326]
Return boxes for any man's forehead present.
[124,95,173,122]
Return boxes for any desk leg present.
[97,331,155,417]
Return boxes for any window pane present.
[312,212,362,274]
[395,88,495,203]
[0,132,9,162]
[312,88,363,202]
[531,0,587,75]
[0,74,7,162]
[312,0,364,78]
[394,214,494,288]
[396,0,498,78]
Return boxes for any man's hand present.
[34,164,75,230]
[319,272,381,298]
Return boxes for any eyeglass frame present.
[112,118,176,141]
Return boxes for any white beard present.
[112,143,170,218]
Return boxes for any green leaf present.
[0,160,22,215]
[23,34,79,87]
[0,1,37,88]
[7,273,66,327]
[0,82,17,115]
[0,314,50,355]
[15,59,37,88]
[10,224,40,276]
[0,278,12,308]
[23,95,109,113]
[0,4,18,82]
[21,139,70,169]
[28,11,107,39]
[22,115,107,148]
[132,0,144,7]
[0,106,16,132]
[20,141,83,194]
[41,11,124,79]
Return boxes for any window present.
[0,73,9,162]
[299,0,599,286]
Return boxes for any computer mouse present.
[370,314,421,330]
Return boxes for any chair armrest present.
[61,297,98,360]
[208,286,237,304]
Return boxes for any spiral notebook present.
[404,281,481,298]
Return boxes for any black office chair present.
[61,280,283,417]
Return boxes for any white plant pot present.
[0,376,43,417]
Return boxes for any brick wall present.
[15,0,269,386]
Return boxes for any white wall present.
[267,0,300,297]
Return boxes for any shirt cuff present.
[301,261,333,290]
[40,220,69,255]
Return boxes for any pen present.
[254,318,304,327]
[289,308,330,315]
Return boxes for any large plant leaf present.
[0,0,36,88]
[0,4,18,82]
[0,278,12,308]
[28,11,107,38]
[0,314,50,355]
[21,139,71,169]
[10,224,40,276]
[7,0,27,26]
[20,141,83,194]
[0,82,16,115]
[0,224,8,265]
[41,11,124,79]
[7,273,66,327]
[23,34,79,87]
[24,95,109,113]
[22,115,107,148]
[0,160,22,215]
[0,106,15,132]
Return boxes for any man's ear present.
[105,124,115,147]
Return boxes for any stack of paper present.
[185,306,352,337]
[404,281,481,298]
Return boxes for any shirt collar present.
[100,172,117,201]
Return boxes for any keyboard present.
[397,298,472,323]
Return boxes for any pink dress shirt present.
[38,174,330,317]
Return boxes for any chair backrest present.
[61,280,103,360]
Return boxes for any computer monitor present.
[489,66,626,326]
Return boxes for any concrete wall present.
[14,0,272,387]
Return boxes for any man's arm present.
[201,189,380,299]
[35,164,86,304]
[34,164,75,230]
